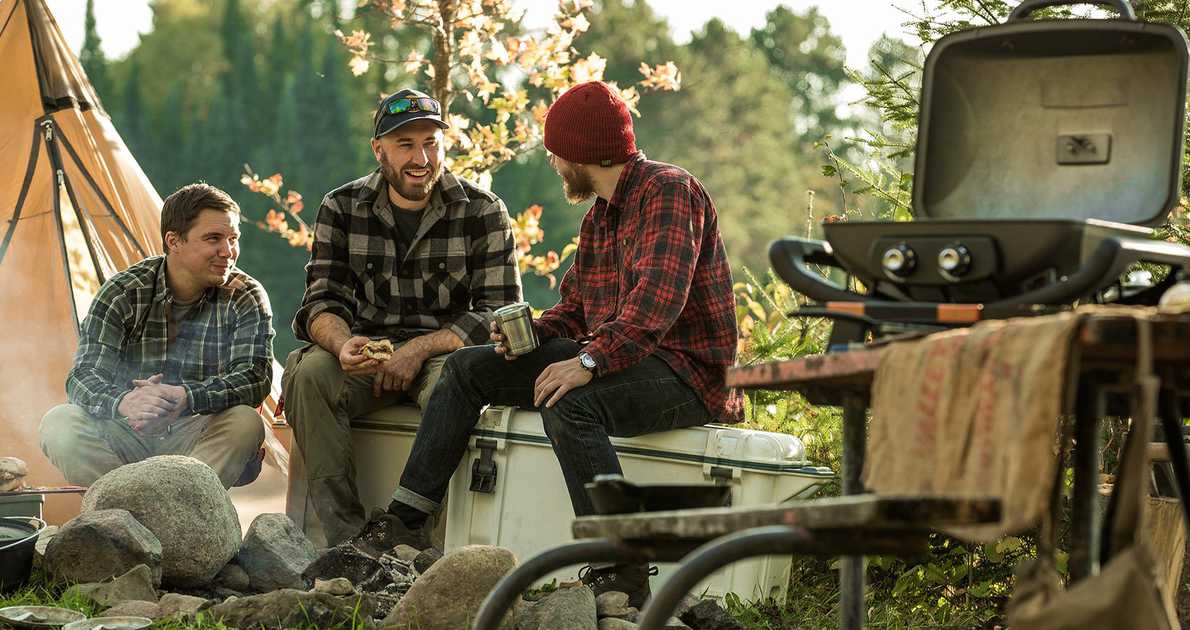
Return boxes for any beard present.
[379,150,441,201]
[559,164,596,205]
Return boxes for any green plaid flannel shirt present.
[66,256,275,420]
[293,169,522,344]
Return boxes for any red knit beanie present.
[544,81,637,166]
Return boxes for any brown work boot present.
[579,563,658,609]
[348,509,432,558]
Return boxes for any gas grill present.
[771,0,1190,346]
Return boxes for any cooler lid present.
[485,407,828,474]
[913,1,1189,226]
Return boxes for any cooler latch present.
[470,438,499,493]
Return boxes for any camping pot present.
[493,302,539,356]
[0,516,46,592]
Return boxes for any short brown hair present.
[160,183,239,250]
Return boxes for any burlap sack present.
[864,313,1081,541]
[1145,496,1187,619]
[1007,317,1177,629]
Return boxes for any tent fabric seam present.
[56,119,149,259]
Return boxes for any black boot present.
[347,508,432,558]
[579,563,658,609]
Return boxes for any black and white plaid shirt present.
[67,256,275,420]
[293,169,522,345]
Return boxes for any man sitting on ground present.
[357,81,745,608]
[40,183,273,489]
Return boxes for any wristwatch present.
[577,352,597,372]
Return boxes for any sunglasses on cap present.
[385,96,441,116]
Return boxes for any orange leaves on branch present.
[335,29,373,76]
[241,167,315,251]
[639,61,682,91]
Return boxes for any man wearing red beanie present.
[376,81,743,607]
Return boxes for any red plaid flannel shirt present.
[535,154,744,423]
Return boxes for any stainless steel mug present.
[493,302,539,356]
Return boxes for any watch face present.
[579,353,596,370]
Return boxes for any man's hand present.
[119,374,188,431]
[372,343,427,397]
[339,336,380,375]
[490,321,517,361]
[533,357,593,408]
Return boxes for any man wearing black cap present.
[368,81,744,607]
[281,89,522,546]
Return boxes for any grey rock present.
[237,513,317,591]
[207,588,375,629]
[596,591,632,618]
[214,562,251,592]
[412,547,442,574]
[82,455,240,587]
[665,619,691,630]
[313,577,355,596]
[384,545,517,630]
[34,525,57,560]
[158,592,210,618]
[517,585,597,630]
[599,619,638,630]
[65,564,158,607]
[101,599,162,619]
[0,457,27,491]
[391,544,420,563]
[46,509,163,586]
[678,599,743,630]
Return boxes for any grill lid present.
[913,0,1189,226]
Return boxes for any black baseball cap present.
[373,89,449,139]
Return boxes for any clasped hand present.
[338,336,426,397]
[117,374,188,432]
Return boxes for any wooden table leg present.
[840,395,868,630]
[1070,381,1104,582]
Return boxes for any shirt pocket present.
[347,244,386,308]
[414,245,468,312]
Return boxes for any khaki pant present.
[39,403,265,489]
[281,342,447,546]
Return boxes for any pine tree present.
[79,0,110,105]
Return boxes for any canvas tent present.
[0,0,287,525]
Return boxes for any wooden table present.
[726,313,1190,629]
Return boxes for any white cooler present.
[287,404,833,601]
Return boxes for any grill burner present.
[771,0,1190,346]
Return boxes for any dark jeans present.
[395,339,713,517]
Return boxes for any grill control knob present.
[938,244,972,280]
[881,243,916,277]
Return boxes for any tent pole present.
[43,119,82,333]
[0,124,44,266]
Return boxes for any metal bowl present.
[0,606,87,628]
[61,617,153,630]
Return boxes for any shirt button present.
[438,262,446,270]
[366,262,374,270]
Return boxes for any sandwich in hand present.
[362,339,394,362]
